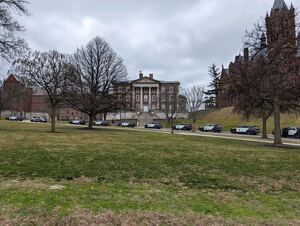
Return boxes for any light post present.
[137,111,140,126]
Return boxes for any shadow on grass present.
[264,143,300,150]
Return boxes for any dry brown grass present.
[1,208,299,226]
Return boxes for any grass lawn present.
[0,121,299,225]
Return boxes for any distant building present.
[2,72,188,123]
[218,0,300,108]
[107,71,188,122]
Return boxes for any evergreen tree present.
[203,64,221,108]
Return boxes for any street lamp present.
[137,111,140,126]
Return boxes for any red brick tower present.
[266,0,297,54]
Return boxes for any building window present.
[162,104,166,110]
[169,95,173,101]
[136,95,140,101]
[144,95,148,102]
[162,87,166,93]
[162,95,166,102]
[126,95,130,101]
[169,87,174,93]
[152,94,156,101]
[118,86,122,93]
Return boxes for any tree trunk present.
[261,111,268,139]
[50,104,56,133]
[273,97,282,146]
[88,114,94,129]
[171,117,174,134]
[192,113,196,133]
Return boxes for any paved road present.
[25,120,300,148]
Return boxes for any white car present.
[231,126,260,135]
[199,124,222,133]
[94,121,109,126]
[9,116,18,120]
[281,127,300,138]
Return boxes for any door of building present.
[143,105,149,113]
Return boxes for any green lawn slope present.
[0,121,299,225]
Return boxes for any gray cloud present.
[1,0,299,87]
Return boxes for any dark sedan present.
[69,119,86,125]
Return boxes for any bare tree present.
[185,85,205,131]
[162,92,178,134]
[227,56,273,139]
[0,0,29,61]
[228,11,300,146]
[14,50,69,133]
[65,36,127,129]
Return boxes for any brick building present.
[218,0,300,108]
[2,72,187,122]
[2,74,50,118]
[106,71,188,122]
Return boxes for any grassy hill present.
[0,121,299,225]
[171,107,300,132]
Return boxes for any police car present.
[230,125,260,135]
[119,122,136,128]
[199,124,222,133]
[281,127,300,138]
[172,124,192,131]
[144,122,162,129]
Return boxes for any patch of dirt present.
[0,179,49,190]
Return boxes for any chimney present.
[149,73,154,79]
[139,71,143,79]
[244,48,249,62]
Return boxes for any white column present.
[140,87,143,111]
[149,87,152,110]
[132,87,135,109]
[157,87,159,110]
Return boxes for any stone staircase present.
[139,113,153,127]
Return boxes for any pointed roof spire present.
[272,0,288,11]
[290,2,295,10]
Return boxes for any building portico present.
[111,71,188,121]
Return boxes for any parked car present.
[281,127,300,138]
[6,115,24,121]
[144,122,162,129]
[94,120,109,126]
[40,117,48,123]
[31,116,42,122]
[230,125,260,135]
[69,119,86,125]
[172,124,192,131]
[118,121,136,128]
[199,124,222,133]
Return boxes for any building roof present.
[272,0,288,11]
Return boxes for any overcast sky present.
[1,0,299,87]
